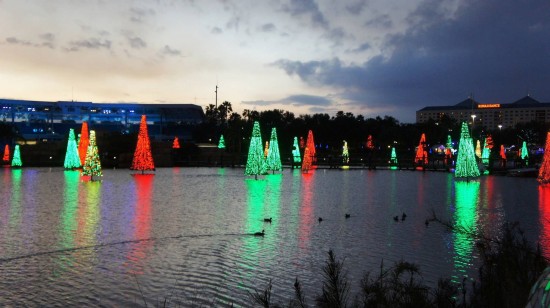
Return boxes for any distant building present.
[416,96,550,130]
[0,98,204,141]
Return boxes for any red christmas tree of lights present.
[302,147,312,173]
[78,121,90,166]
[366,135,375,150]
[306,130,316,163]
[2,144,9,163]
[415,133,428,164]
[172,137,180,149]
[130,115,155,173]
[538,132,550,184]
[500,145,506,160]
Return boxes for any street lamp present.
[471,114,476,124]
[498,124,502,131]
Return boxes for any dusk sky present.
[1,0,549,123]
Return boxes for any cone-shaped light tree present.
[64,128,82,169]
[11,145,22,167]
[264,127,282,173]
[342,140,349,164]
[82,130,102,179]
[131,115,155,173]
[538,132,550,184]
[455,122,480,178]
[292,137,301,164]
[306,130,316,163]
[475,140,482,158]
[390,147,398,165]
[366,135,375,150]
[245,121,265,179]
[481,138,490,165]
[302,147,312,173]
[172,137,180,149]
[218,135,226,149]
[264,141,269,158]
[415,133,428,164]
[78,121,89,166]
[3,144,9,163]
[445,135,453,164]
[500,145,506,160]
[520,141,529,161]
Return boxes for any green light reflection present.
[8,169,22,230]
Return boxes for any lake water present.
[0,167,546,306]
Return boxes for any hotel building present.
[416,96,550,130]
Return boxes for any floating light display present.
[390,147,398,168]
[264,127,282,173]
[299,136,305,149]
[445,135,453,164]
[366,135,375,150]
[475,140,481,158]
[500,145,506,160]
[64,128,82,169]
[481,138,490,165]
[306,130,316,163]
[292,137,301,164]
[11,145,22,167]
[302,147,312,173]
[218,135,226,149]
[245,121,266,179]
[82,130,102,179]
[342,140,349,164]
[455,122,480,178]
[172,137,180,149]
[130,115,155,173]
[415,133,428,165]
[520,141,529,160]
[538,133,550,184]
[77,121,89,166]
[264,141,269,158]
[3,144,9,163]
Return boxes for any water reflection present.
[8,169,22,232]
[299,172,314,252]
[126,174,154,274]
[58,171,81,268]
[452,180,480,281]
[75,180,101,265]
[538,185,550,259]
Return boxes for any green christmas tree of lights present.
[11,145,22,167]
[342,140,349,164]
[82,130,102,180]
[130,115,155,173]
[264,127,282,173]
[292,137,301,164]
[455,122,480,178]
[481,138,490,165]
[390,147,398,167]
[245,121,266,179]
[520,141,529,161]
[538,132,550,184]
[302,147,312,173]
[218,135,226,149]
[64,128,82,169]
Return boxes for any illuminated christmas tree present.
[264,127,282,173]
[245,121,266,179]
[366,135,375,150]
[3,144,9,163]
[481,138,490,165]
[538,132,550,184]
[78,121,89,165]
[218,135,226,149]
[306,130,316,163]
[390,147,398,166]
[455,122,480,178]
[172,137,180,149]
[415,133,428,165]
[292,137,301,164]
[475,140,482,158]
[302,147,312,173]
[11,145,22,167]
[82,130,102,179]
[264,141,269,158]
[342,140,349,164]
[521,141,529,161]
[131,115,155,174]
[64,128,82,169]
[445,135,453,164]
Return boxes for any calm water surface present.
[0,167,546,306]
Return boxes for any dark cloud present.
[6,37,32,46]
[242,94,332,107]
[161,45,181,56]
[346,0,368,15]
[348,42,371,53]
[275,0,550,122]
[130,7,155,23]
[128,37,146,49]
[282,0,329,29]
[6,35,55,49]
[211,27,223,34]
[67,38,111,51]
[365,14,392,29]
[260,23,276,33]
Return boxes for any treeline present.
[194,102,550,160]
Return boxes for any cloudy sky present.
[0,0,549,123]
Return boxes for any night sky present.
[1,0,549,123]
